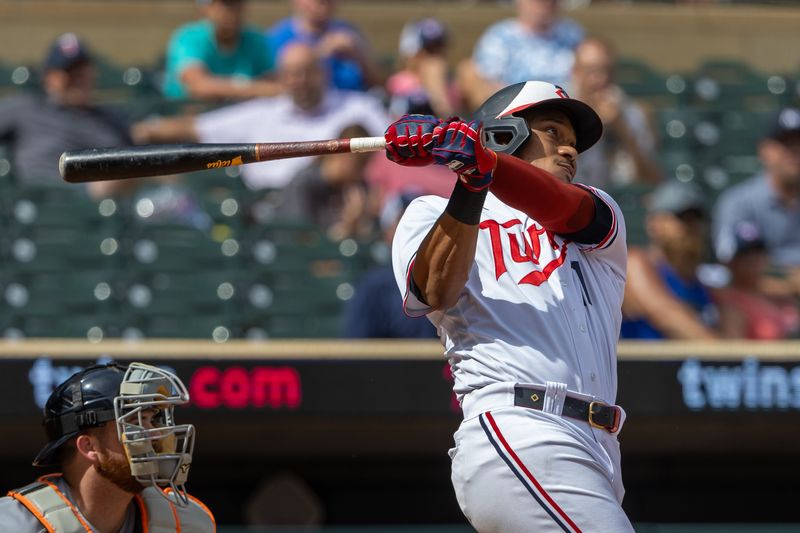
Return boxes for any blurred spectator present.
[713,108,800,298]
[0,33,131,194]
[714,221,799,339]
[344,190,438,339]
[569,37,663,187]
[621,180,719,339]
[162,0,280,101]
[266,0,381,92]
[387,17,460,118]
[457,0,584,111]
[364,17,461,210]
[275,123,376,241]
[133,43,389,191]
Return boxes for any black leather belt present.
[513,385,621,433]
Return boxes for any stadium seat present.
[124,223,241,272]
[141,315,238,340]
[607,183,656,247]
[8,185,121,231]
[690,59,783,111]
[3,270,118,319]
[615,57,685,110]
[17,314,120,340]
[4,226,123,274]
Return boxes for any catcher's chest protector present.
[8,474,215,533]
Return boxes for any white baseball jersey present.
[392,187,626,405]
[392,187,632,532]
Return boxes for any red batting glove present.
[384,114,447,167]
[432,120,497,191]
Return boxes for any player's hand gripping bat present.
[59,137,387,183]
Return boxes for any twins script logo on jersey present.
[479,218,569,286]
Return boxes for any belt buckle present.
[588,401,620,433]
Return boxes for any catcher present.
[0,362,215,532]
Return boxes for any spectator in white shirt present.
[133,42,389,191]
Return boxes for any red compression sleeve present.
[489,153,595,234]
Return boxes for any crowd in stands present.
[1,0,799,342]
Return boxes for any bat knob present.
[58,152,67,181]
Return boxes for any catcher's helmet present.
[33,362,126,467]
[474,81,603,155]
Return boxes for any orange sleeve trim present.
[7,491,57,533]
[135,495,150,533]
[37,475,94,532]
[163,487,216,529]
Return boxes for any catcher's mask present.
[114,362,195,507]
[33,362,195,507]
[473,80,603,156]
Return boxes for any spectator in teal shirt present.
[163,0,281,101]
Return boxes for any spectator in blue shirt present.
[457,0,584,111]
[344,190,438,339]
[621,180,720,340]
[266,0,381,92]
[163,0,280,101]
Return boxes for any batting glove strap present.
[432,120,497,191]
[384,114,446,167]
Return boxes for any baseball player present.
[386,81,632,532]
[0,362,215,533]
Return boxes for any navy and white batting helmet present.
[473,81,603,155]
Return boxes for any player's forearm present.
[185,77,275,101]
[490,153,595,233]
[412,212,480,311]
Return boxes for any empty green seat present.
[691,59,782,111]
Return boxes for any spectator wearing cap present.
[163,0,280,101]
[361,17,461,212]
[343,189,438,339]
[387,17,459,119]
[621,180,720,339]
[266,0,381,92]
[713,108,800,298]
[714,221,800,339]
[0,33,132,192]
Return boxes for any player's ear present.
[75,432,101,463]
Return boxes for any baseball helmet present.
[473,81,603,155]
[33,362,126,467]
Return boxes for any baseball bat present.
[59,137,387,183]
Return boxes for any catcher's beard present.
[95,453,145,494]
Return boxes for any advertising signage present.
[8,348,800,420]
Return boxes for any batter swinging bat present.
[59,137,387,183]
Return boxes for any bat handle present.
[349,136,386,153]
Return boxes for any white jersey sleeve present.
[391,195,449,317]
[571,186,627,281]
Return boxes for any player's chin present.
[551,165,574,183]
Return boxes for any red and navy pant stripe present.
[479,412,583,533]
